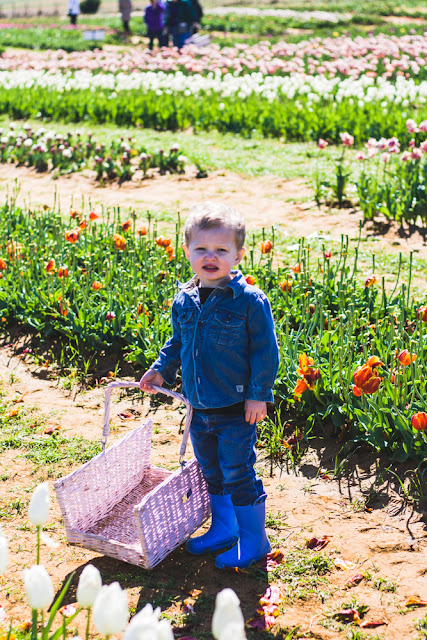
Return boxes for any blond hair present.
[184,202,246,250]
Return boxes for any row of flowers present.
[1,68,427,107]
[0,124,189,181]
[1,33,427,80]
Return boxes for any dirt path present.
[0,349,426,639]
[3,164,427,258]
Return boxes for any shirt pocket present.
[177,309,195,343]
[209,309,245,346]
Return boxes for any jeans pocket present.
[209,309,245,346]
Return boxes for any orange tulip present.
[308,304,315,315]
[417,305,427,322]
[70,209,80,219]
[258,240,273,254]
[65,228,80,243]
[305,367,321,389]
[365,274,377,288]
[122,220,132,232]
[156,236,171,248]
[297,353,315,376]
[45,259,56,274]
[89,211,99,221]
[280,279,292,292]
[58,266,69,279]
[352,384,362,397]
[0,258,6,270]
[138,226,147,236]
[59,301,69,317]
[290,264,301,273]
[245,275,256,285]
[353,364,382,394]
[366,355,384,370]
[293,378,309,397]
[411,412,427,431]
[397,349,417,366]
[92,281,103,291]
[362,375,381,394]
[324,250,332,260]
[113,234,126,250]
[165,245,174,256]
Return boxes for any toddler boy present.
[140,202,279,568]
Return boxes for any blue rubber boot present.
[186,493,239,555]
[215,501,271,569]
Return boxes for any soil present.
[3,163,427,258]
[0,163,427,640]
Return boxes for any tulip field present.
[1,8,427,639]
[1,199,427,464]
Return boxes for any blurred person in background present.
[144,0,167,50]
[164,0,196,49]
[68,0,80,25]
[119,0,132,37]
[189,0,203,32]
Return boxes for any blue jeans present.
[171,28,189,49]
[190,411,266,506]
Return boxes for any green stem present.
[85,607,91,640]
[36,526,41,565]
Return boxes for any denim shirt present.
[151,270,279,409]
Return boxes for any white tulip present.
[28,482,50,527]
[157,619,174,640]
[93,582,129,635]
[0,528,8,575]
[212,589,244,640]
[24,565,54,610]
[218,622,247,640]
[76,564,102,607]
[122,603,161,640]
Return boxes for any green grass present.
[0,390,101,474]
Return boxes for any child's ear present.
[235,247,245,265]
[183,244,190,259]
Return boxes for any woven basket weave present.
[54,382,210,568]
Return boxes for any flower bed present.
[0,123,190,182]
[1,202,426,462]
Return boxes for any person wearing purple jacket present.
[144,0,167,50]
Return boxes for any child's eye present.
[218,248,228,252]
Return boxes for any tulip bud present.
[24,565,54,610]
[218,622,247,640]
[93,582,129,635]
[28,482,50,527]
[76,564,102,608]
[0,528,8,575]
[212,589,245,640]
[411,412,427,431]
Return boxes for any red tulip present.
[411,412,427,431]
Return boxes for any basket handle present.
[102,381,193,464]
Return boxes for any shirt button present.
[197,377,201,384]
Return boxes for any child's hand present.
[245,400,267,424]
[139,369,164,393]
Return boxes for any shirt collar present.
[177,270,246,299]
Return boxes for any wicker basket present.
[54,381,210,568]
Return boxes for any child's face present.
[183,226,244,288]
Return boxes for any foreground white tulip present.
[24,565,54,610]
[157,619,174,640]
[93,582,129,635]
[218,622,247,640]
[212,589,245,640]
[0,528,8,575]
[122,603,161,640]
[28,482,50,527]
[76,564,102,607]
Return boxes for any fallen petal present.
[184,589,202,598]
[117,412,132,420]
[247,615,276,630]
[345,574,365,588]
[360,620,387,628]
[259,585,282,606]
[256,604,280,617]
[334,557,356,571]
[307,536,330,551]
[59,604,77,617]
[405,596,427,606]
